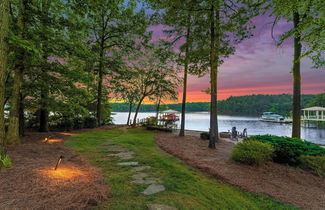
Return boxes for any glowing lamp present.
[54,155,64,170]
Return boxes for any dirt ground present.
[0,125,121,210]
[155,132,325,210]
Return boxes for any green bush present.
[58,117,74,130]
[73,117,85,129]
[231,141,274,165]
[300,155,325,177]
[0,155,12,168]
[141,117,158,126]
[146,126,172,132]
[247,135,325,165]
[200,132,209,140]
[84,116,97,128]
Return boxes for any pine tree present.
[268,0,325,138]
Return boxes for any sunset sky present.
[149,15,325,103]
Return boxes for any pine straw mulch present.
[155,132,325,210]
[0,125,122,210]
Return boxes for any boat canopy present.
[160,109,180,114]
[302,106,325,111]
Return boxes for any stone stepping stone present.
[131,166,151,172]
[109,152,134,160]
[132,177,162,185]
[147,204,177,210]
[118,162,138,166]
[142,184,166,195]
[132,173,149,179]
[105,145,129,152]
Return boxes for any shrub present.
[231,141,274,165]
[247,135,325,165]
[58,117,74,131]
[73,117,84,129]
[300,155,325,177]
[84,116,97,128]
[48,115,74,131]
[143,117,157,126]
[146,126,172,132]
[0,155,12,168]
[200,132,209,140]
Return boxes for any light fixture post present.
[54,155,64,170]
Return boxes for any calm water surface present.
[112,112,325,145]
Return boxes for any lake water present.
[112,112,325,145]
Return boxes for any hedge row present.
[146,126,173,132]
[246,135,325,165]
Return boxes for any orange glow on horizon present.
[110,83,324,104]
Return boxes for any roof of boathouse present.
[302,107,325,111]
[161,109,180,114]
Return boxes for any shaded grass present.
[65,128,296,210]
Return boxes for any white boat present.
[260,112,291,123]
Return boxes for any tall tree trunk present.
[7,0,27,144]
[39,0,50,132]
[96,42,104,126]
[209,2,220,148]
[132,96,145,127]
[19,94,24,136]
[179,17,191,137]
[6,69,23,144]
[292,12,301,138]
[0,0,10,159]
[39,89,49,132]
[127,102,133,125]
[156,97,161,124]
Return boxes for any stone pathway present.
[131,166,151,172]
[103,142,176,209]
[117,161,139,166]
[143,184,166,195]
[109,151,135,160]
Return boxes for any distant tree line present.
[111,94,321,116]
[307,92,325,107]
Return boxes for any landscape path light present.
[54,155,64,170]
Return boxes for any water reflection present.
[112,112,325,144]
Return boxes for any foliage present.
[267,0,325,68]
[83,116,98,129]
[146,125,172,132]
[111,94,317,116]
[218,94,315,116]
[231,141,274,165]
[2,0,155,137]
[300,155,325,177]
[85,0,151,125]
[307,91,325,107]
[141,116,157,127]
[25,113,98,131]
[111,42,180,126]
[65,128,296,209]
[0,154,12,168]
[200,132,210,140]
[247,135,325,165]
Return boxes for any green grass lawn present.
[65,128,296,210]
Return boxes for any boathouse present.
[302,107,325,122]
[159,109,180,122]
